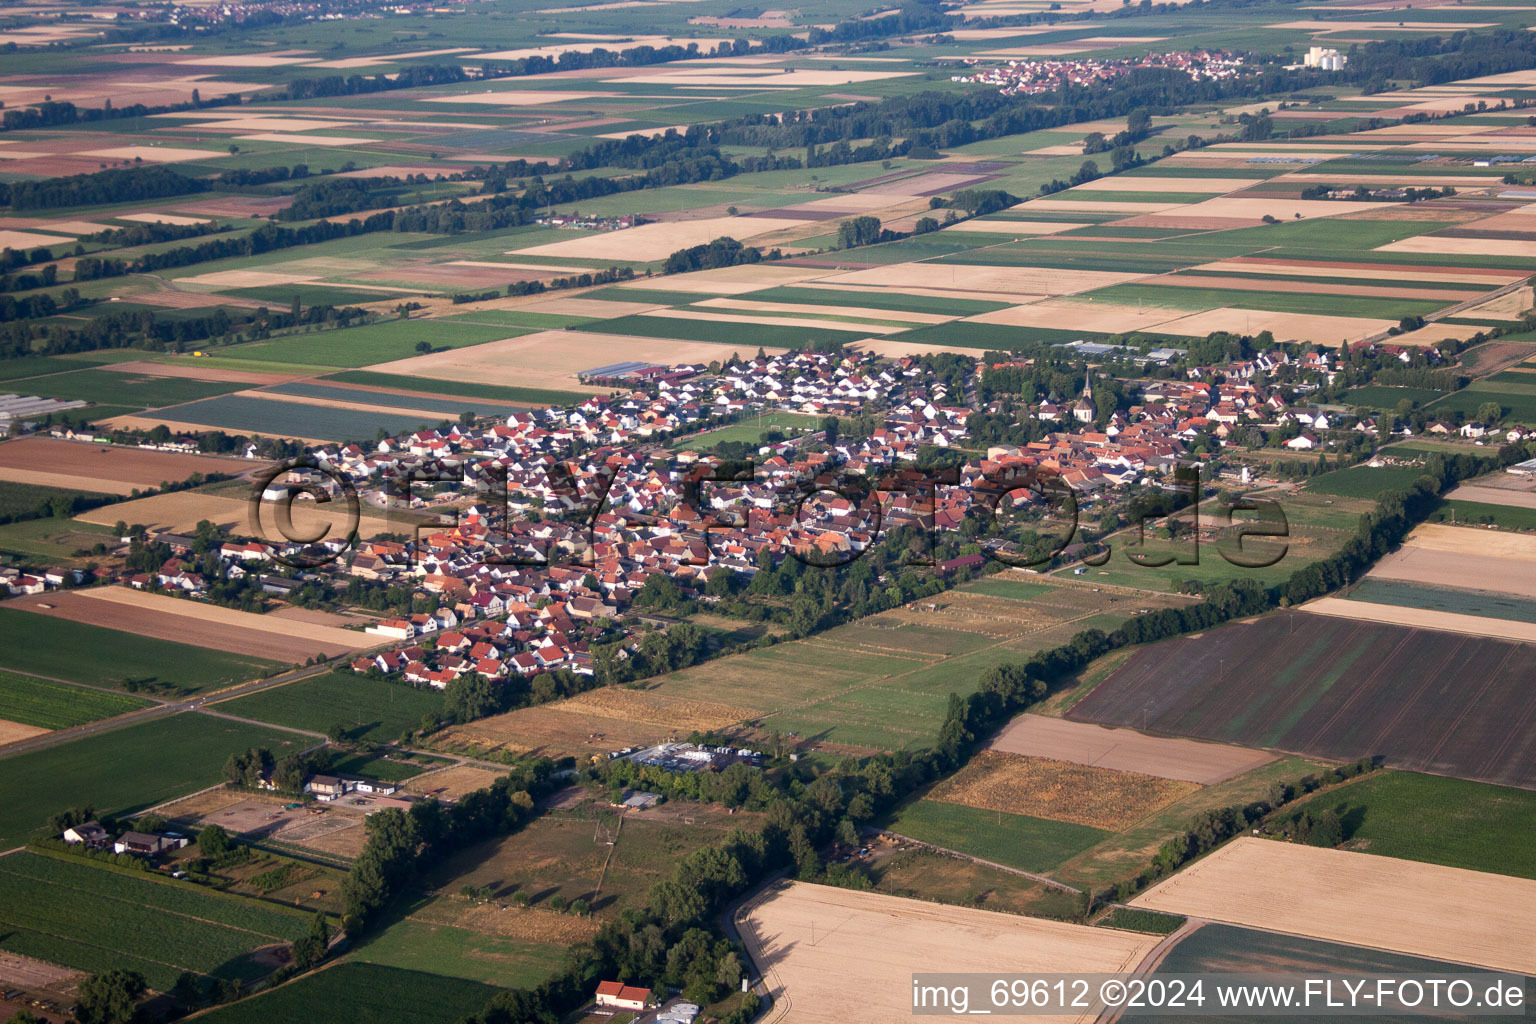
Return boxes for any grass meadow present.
[884,799,1112,873]
[220,673,445,745]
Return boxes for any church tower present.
[1072,369,1095,424]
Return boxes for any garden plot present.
[1132,838,1536,975]
[988,714,1274,785]
[740,882,1158,1024]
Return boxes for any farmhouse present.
[62,822,109,847]
[594,981,653,1011]
[113,831,189,857]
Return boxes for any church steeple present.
[1072,368,1095,424]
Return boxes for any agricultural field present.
[437,580,1196,759]
[1131,838,1536,975]
[1274,770,1536,880]
[988,714,1276,785]
[0,481,113,521]
[0,669,152,732]
[739,881,1159,1024]
[0,850,311,990]
[0,437,245,497]
[884,798,1112,873]
[219,673,445,745]
[863,844,1082,921]
[417,793,758,933]
[1126,923,1531,1024]
[0,606,283,692]
[349,919,562,989]
[192,963,499,1024]
[0,713,308,848]
[1068,614,1536,789]
[926,750,1199,831]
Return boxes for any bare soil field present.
[77,489,404,540]
[740,882,1159,1024]
[821,263,1142,296]
[929,750,1197,830]
[365,330,782,389]
[988,714,1275,785]
[1150,307,1395,346]
[1068,614,1536,789]
[404,765,505,802]
[0,719,51,746]
[1303,596,1536,645]
[69,586,371,654]
[1132,838,1536,974]
[11,590,342,661]
[0,437,247,495]
[1443,483,1536,508]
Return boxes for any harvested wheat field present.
[78,489,405,541]
[1075,176,1263,193]
[1155,274,1478,303]
[513,216,806,261]
[1132,838,1536,974]
[1020,198,1185,214]
[954,219,1087,234]
[822,263,1141,296]
[1192,259,1522,285]
[550,686,758,731]
[366,330,781,389]
[1151,307,1394,347]
[740,882,1159,1024]
[0,720,50,746]
[1365,527,1536,600]
[1380,236,1536,258]
[929,750,1197,829]
[1302,596,1536,644]
[643,307,900,333]
[75,586,371,655]
[692,297,952,324]
[621,263,829,294]
[436,702,674,759]
[988,714,1274,784]
[1458,285,1536,320]
[0,437,248,496]
[968,300,1185,333]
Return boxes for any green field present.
[220,674,445,745]
[0,670,152,729]
[0,517,117,563]
[0,713,305,848]
[21,367,248,410]
[350,919,561,987]
[1098,908,1186,934]
[671,412,821,451]
[0,608,281,692]
[1341,385,1446,410]
[959,578,1057,602]
[0,480,113,521]
[218,319,525,368]
[192,963,499,1024]
[1431,498,1536,531]
[1303,461,1435,498]
[148,394,441,443]
[1277,770,1536,879]
[1425,381,1536,423]
[885,799,1111,873]
[0,850,310,990]
[321,370,593,406]
[1343,577,1536,623]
